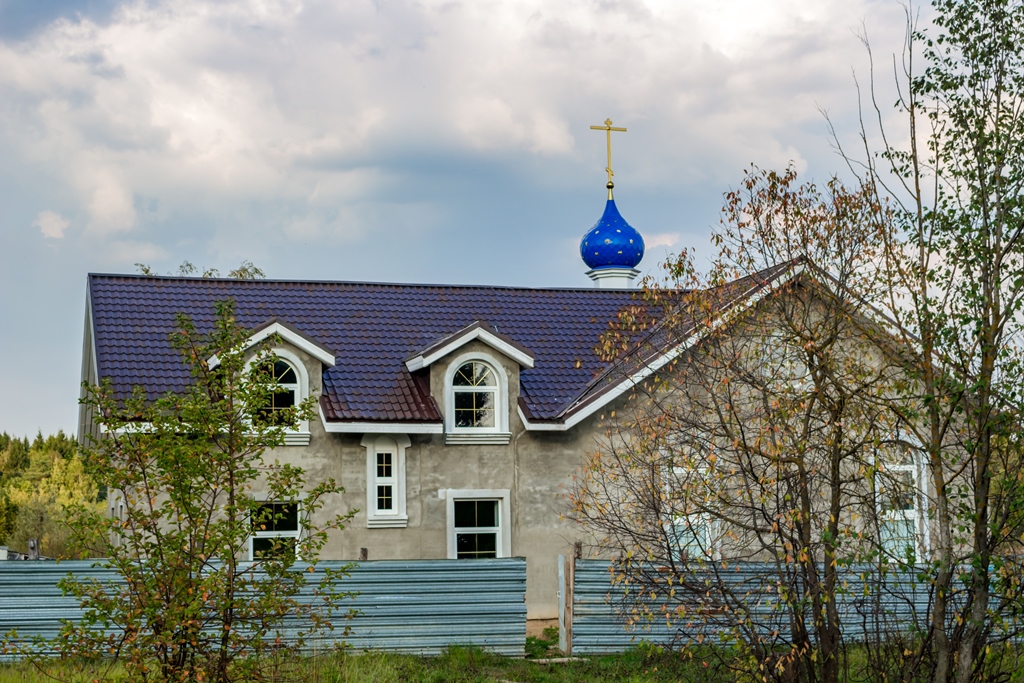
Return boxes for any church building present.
[77,123,788,620]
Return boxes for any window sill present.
[283,432,312,446]
[445,432,512,445]
[367,515,409,529]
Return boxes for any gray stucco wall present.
[79,324,608,620]
[260,338,604,620]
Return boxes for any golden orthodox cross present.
[590,118,627,194]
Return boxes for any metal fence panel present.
[0,558,526,658]
[571,560,936,655]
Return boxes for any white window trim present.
[668,513,716,561]
[443,488,512,559]
[244,347,311,446]
[361,434,410,528]
[248,496,303,561]
[875,441,929,561]
[443,352,512,445]
[664,465,717,561]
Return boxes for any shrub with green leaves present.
[27,300,355,683]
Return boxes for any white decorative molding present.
[443,351,511,439]
[585,267,641,289]
[282,432,311,446]
[444,488,512,559]
[406,325,534,371]
[208,322,335,369]
[246,347,312,441]
[444,432,512,445]
[362,433,411,529]
[367,517,410,529]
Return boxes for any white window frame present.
[362,434,410,528]
[443,352,511,445]
[244,347,311,446]
[248,497,303,561]
[664,465,717,561]
[443,488,512,559]
[875,440,929,561]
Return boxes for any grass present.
[0,645,730,683]
[524,626,561,659]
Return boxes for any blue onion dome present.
[580,196,645,269]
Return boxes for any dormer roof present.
[404,321,535,372]
[207,317,336,369]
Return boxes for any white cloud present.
[106,239,167,265]
[85,170,137,234]
[0,0,924,437]
[646,232,680,249]
[33,210,70,239]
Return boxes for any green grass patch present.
[0,646,730,683]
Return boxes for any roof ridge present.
[87,272,683,294]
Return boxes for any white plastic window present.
[249,501,300,560]
[452,361,498,429]
[878,445,923,560]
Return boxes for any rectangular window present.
[878,452,921,560]
[250,501,300,560]
[670,513,712,561]
[454,499,499,559]
[374,451,395,513]
[665,465,714,561]
[454,391,495,428]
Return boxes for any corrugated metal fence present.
[0,558,526,657]
[566,558,935,655]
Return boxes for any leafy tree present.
[35,300,354,682]
[5,453,102,559]
[570,168,900,683]
[835,0,1024,680]
[0,430,85,552]
[135,260,266,279]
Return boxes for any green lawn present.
[0,645,727,683]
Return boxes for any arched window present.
[444,354,511,444]
[452,361,497,429]
[254,357,299,426]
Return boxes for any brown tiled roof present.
[87,262,798,427]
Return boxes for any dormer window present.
[256,358,299,425]
[453,361,497,428]
[246,348,312,446]
[443,353,512,445]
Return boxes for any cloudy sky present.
[0,0,915,436]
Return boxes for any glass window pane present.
[271,389,295,410]
[456,532,497,559]
[454,363,476,386]
[454,500,497,528]
[454,391,495,428]
[453,362,496,387]
[377,452,392,478]
[880,470,915,512]
[454,500,476,528]
[472,364,494,386]
[274,360,298,384]
[377,485,393,511]
[253,502,298,532]
[671,515,709,560]
[475,500,497,527]
[252,536,296,560]
[881,517,916,557]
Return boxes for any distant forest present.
[0,431,103,558]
